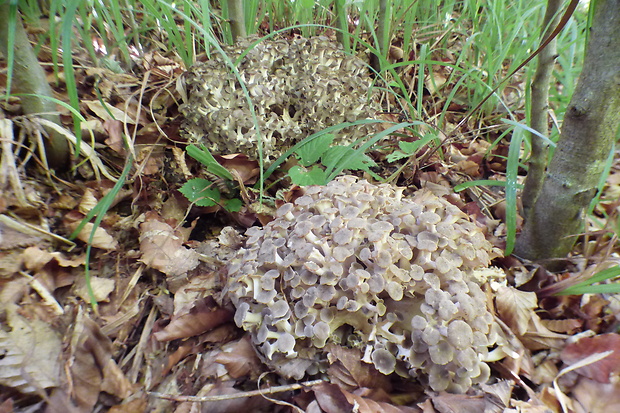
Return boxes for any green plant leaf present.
[179,179,221,207]
[321,146,376,171]
[295,133,334,166]
[224,198,243,212]
[386,133,437,162]
[186,144,234,181]
[558,266,620,295]
[288,165,328,186]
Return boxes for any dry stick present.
[148,379,326,403]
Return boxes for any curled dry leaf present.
[138,216,199,277]
[71,222,119,250]
[311,382,421,413]
[561,333,620,383]
[325,344,391,392]
[154,297,233,341]
[22,246,84,272]
[215,336,263,379]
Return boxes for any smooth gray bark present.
[515,0,620,261]
[227,0,246,43]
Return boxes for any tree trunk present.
[515,0,620,261]
[520,0,562,218]
[0,3,70,170]
[227,0,246,43]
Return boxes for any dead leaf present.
[0,304,62,394]
[311,382,420,413]
[571,377,620,413]
[214,336,262,379]
[74,275,115,303]
[71,222,119,250]
[561,333,620,383]
[495,286,538,336]
[138,216,199,277]
[153,297,233,341]
[325,344,391,391]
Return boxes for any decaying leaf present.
[496,286,538,336]
[325,344,391,392]
[154,297,233,341]
[74,275,116,303]
[214,336,263,379]
[0,304,62,394]
[312,382,422,413]
[138,215,199,277]
[571,377,620,413]
[561,333,620,383]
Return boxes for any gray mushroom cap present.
[225,176,503,393]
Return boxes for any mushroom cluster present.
[180,36,380,161]
[225,176,503,393]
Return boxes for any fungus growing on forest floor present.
[180,36,380,161]
[225,176,504,393]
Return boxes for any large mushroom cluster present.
[225,176,503,393]
[180,36,380,161]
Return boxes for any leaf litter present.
[1,12,620,413]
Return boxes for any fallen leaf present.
[138,216,199,277]
[215,336,262,379]
[495,286,538,336]
[74,275,116,303]
[571,377,620,413]
[0,304,61,394]
[561,333,620,383]
[153,297,233,341]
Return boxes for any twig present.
[148,379,326,403]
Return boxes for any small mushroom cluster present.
[225,176,503,393]
[180,36,380,161]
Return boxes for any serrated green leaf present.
[288,165,328,186]
[321,146,376,171]
[386,150,410,162]
[186,145,234,181]
[179,178,221,207]
[295,134,334,166]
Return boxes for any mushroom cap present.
[226,176,502,393]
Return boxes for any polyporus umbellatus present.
[180,36,380,161]
[225,176,504,393]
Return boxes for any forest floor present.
[1,21,620,413]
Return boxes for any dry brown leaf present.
[214,336,262,379]
[312,382,420,413]
[191,380,272,413]
[153,297,233,341]
[522,316,568,351]
[540,318,583,334]
[561,333,620,383]
[429,392,498,413]
[0,304,62,394]
[71,222,119,250]
[138,217,199,277]
[103,119,125,155]
[571,377,620,413]
[65,310,115,411]
[325,344,391,391]
[22,246,84,271]
[74,275,115,303]
[495,286,538,336]
[107,397,148,413]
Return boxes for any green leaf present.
[179,178,221,207]
[386,133,437,163]
[186,145,234,181]
[295,134,334,166]
[321,146,376,171]
[224,198,243,212]
[288,165,328,186]
[558,266,620,295]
